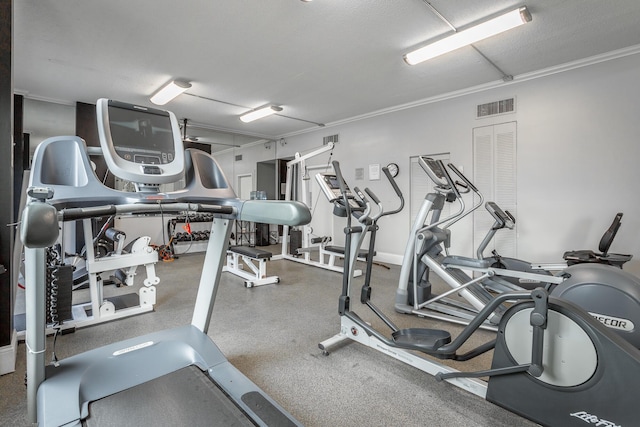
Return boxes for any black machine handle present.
[454,180,470,193]
[60,205,118,221]
[382,167,403,199]
[381,166,405,217]
[353,187,368,204]
[436,159,462,200]
[59,203,234,222]
[352,187,370,219]
[364,187,380,205]
[447,163,479,193]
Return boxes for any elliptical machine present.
[396,156,640,348]
[475,201,554,292]
[319,159,640,427]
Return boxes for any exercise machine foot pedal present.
[392,328,451,352]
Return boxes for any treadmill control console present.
[96,98,185,185]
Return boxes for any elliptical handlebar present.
[413,157,466,236]
[439,162,483,230]
[326,161,404,226]
[362,187,385,223]
[381,166,405,217]
[448,163,479,193]
[454,181,471,194]
[362,168,405,221]
[352,187,373,223]
[439,160,463,201]
[364,187,380,205]
[383,167,402,198]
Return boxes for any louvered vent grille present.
[477,98,515,118]
[323,134,339,145]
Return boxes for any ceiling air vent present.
[323,134,339,145]
[235,154,243,161]
[476,97,515,118]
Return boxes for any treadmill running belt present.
[84,366,255,426]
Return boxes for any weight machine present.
[279,142,363,276]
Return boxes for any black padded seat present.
[563,213,632,268]
[229,246,272,259]
[324,245,374,258]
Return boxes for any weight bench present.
[223,246,279,288]
[322,244,373,264]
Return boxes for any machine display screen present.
[108,102,176,165]
[419,156,449,187]
[325,174,347,190]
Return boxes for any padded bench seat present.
[229,246,272,259]
[324,245,375,258]
[224,246,278,288]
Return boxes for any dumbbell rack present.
[168,213,215,254]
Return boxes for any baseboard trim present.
[0,329,17,375]
[373,252,403,266]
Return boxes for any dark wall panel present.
[13,94,23,222]
[76,101,114,188]
[0,0,14,346]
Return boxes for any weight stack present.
[289,229,302,255]
[255,223,270,246]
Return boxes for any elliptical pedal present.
[392,328,451,352]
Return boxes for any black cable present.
[46,247,62,366]
[308,147,335,236]
[160,203,166,246]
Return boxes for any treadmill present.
[22,99,311,426]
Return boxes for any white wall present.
[215,52,640,274]
[214,141,279,195]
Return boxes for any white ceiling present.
[13,0,640,151]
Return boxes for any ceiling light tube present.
[240,105,283,123]
[150,80,192,105]
[404,6,532,65]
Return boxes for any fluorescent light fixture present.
[150,80,192,105]
[240,105,283,123]
[404,6,532,65]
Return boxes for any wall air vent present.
[476,97,515,118]
[235,154,243,161]
[323,134,339,145]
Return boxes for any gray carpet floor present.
[1,247,537,426]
